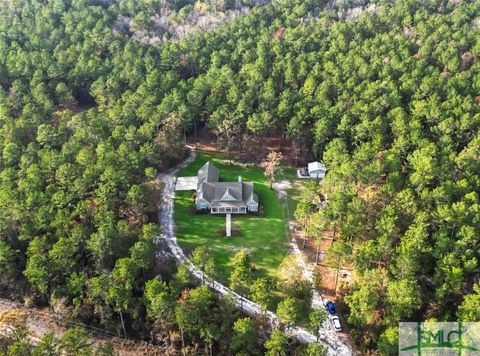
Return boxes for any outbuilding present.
[297,161,327,179]
[307,161,327,179]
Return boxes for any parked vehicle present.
[325,300,336,315]
[332,316,342,332]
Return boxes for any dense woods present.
[0,0,479,353]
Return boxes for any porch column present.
[226,213,231,237]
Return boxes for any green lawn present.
[174,153,289,284]
[274,164,304,222]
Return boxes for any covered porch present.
[211,206,247,214]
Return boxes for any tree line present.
[0,0,479,354]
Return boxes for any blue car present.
[325,301,336,315]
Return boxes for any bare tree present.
[261,151,283,189]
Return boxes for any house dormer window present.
[221,188,236,201]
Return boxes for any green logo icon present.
[399,322,480,355]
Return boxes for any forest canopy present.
[0,0,479,353]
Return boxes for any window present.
[221,189,236,201]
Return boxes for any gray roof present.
[196,162,258,206]
[213,182,243,201]
[243,182,258,204]
[197,161,219,187]
[197,182,215,202]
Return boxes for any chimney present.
[238,175,242,182]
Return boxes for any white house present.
[195,162,259,214]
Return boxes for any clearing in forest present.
[174,153,293,283]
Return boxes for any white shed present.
[308,161,327,179]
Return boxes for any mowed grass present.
[277,165,304,221]
[174,153,288,284]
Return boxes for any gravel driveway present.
[156,151,353,355]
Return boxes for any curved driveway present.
[156,151,353,355]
